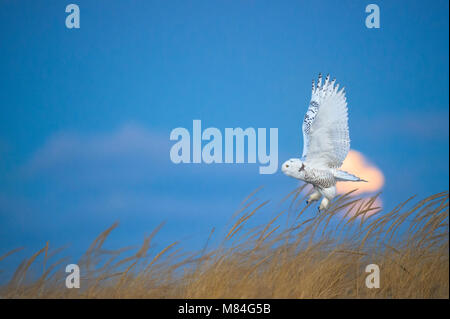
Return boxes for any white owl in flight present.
[282,74,366,211]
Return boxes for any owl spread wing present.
[301,74,350,169]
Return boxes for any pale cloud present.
[21,123,255,183]
[358,110,449,140]
[1,124,257,251]
[23,123,169,175]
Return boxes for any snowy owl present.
[281,74,366,211]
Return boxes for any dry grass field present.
[1,186,448,299]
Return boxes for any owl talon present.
[319,197,330,212]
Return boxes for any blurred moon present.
[337,150,384,195]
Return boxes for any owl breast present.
[304,167,336,188]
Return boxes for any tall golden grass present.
[1,186,448,298]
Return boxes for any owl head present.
[281,158,306,180]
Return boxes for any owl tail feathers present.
[334,170,368,182]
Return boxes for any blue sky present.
[0,0,448,275]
